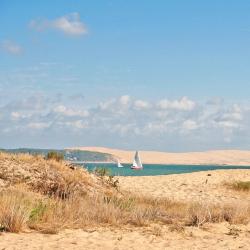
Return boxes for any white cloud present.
[53,105,89,117]
[222,112,242,121]
[99,99,116,110]
[11,112,22,120]
[64,120,88,129]
[53,13,87,35]
[182,120,199,130]
[158,97,196,111]
[30,13,87,36]
[1,94,250,150]
[119,95,130,106]
[1,40,22,55]
[10,112,30,121]
[134,100,150,110]
[215,121,240,129]
[27,122,50,130]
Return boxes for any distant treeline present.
[0,148,115,162]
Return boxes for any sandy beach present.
[1,223,250,250]
[119,169,250,204]
[69,147,250,166]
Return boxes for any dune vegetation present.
[225,181,250,192]
[0,152,250,234]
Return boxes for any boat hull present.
[131,166,143,170]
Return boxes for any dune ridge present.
[68,147,250,166]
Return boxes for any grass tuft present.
[230,181,250,191]
[0,190,34,232]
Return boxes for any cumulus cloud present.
[99,98,116,110]
[134,100,150,110]
[182,120,199,130]
[60,120,88,130]
[157,97,196,111]
[27,122,50,130]
[1,94,250,150]
[1,40,22,55]
[119,95,130,106]
[30,12,87,36]
[10,112,30,121]
[53,105,89,117]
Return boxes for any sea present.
[78,163,250,177]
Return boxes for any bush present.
[46,151,64,162]
[232,181,250,191]
[93,167,110,177]
[226,181,250,192]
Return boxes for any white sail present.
[131,151,143,169]
[117,160,124,168]
[132,159,138,167]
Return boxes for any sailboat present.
[117,160,124,168]
[131,151,143,170]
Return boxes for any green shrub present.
[29,202,47,222]
[46,151,64,162]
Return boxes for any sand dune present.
[69,146,250,165]
[1,169,249,250]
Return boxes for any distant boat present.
[117,160,124,168]
[131,151,143,170]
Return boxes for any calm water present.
[79,163,250,176]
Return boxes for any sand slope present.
[69,147,250,165]
[119,169,250,204]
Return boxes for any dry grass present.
[225,181,250,192]
[168,223,185,233]
[186,202,250,227]
[1,152,250,233]
[0,151,105,198]
[0,189,34,232]
[0,187,249,233]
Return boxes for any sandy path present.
[118,170,250,204]
[0,224,250,250]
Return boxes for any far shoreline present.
[73,161,250,167]
[68,147,250,166]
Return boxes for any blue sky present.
[0,1,250,151]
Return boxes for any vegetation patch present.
[46,151,64,162]
[225,181,250,192]
[0,148,115,162]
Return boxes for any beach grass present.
[225,181,250,192]
[0,187,249,233]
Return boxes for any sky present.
[0,0,250,151]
